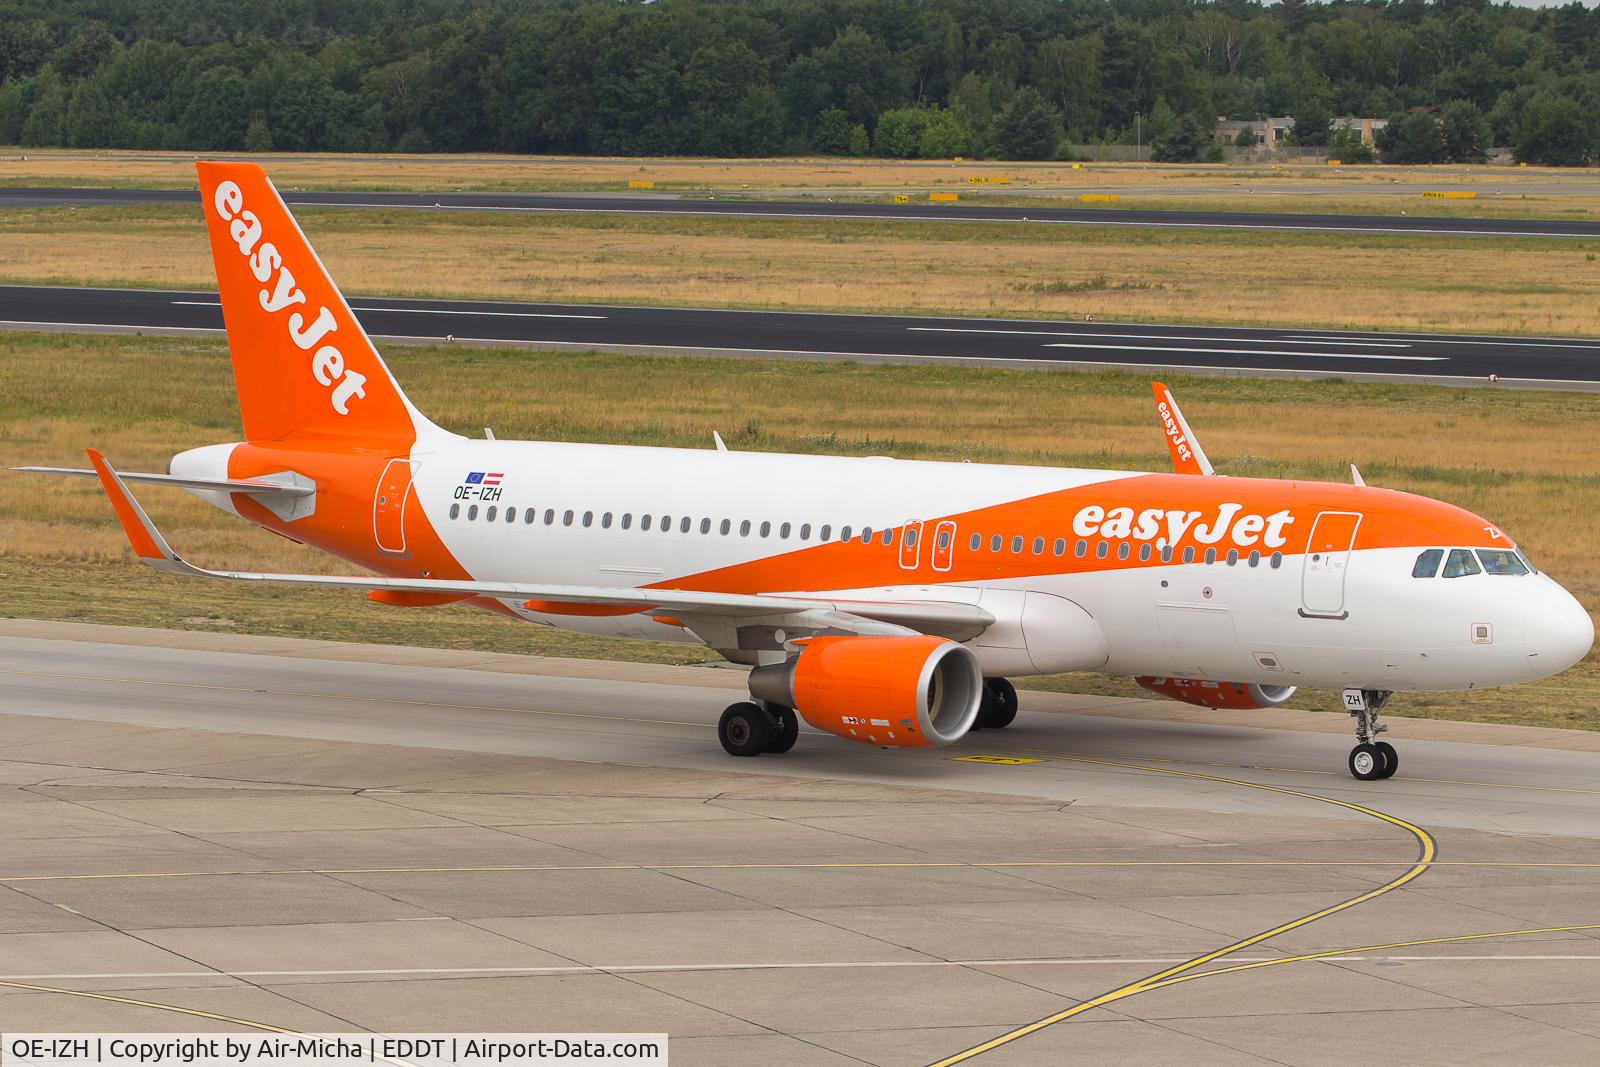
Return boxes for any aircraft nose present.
[1525,588,1595,678]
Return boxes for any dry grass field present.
[1,331,1595,730]
[4,204,1600,337]
[3,149,1599,220]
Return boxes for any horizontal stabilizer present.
[13,466,314,498]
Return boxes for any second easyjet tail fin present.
[195,161,452,446]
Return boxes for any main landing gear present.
[1344,688,1398,781]
[971,677,1019,731]
[718,700,798,757]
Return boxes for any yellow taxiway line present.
[928,752,1438,1066]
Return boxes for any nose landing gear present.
[1345,688,1398,780]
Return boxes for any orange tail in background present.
[195,161,446,446]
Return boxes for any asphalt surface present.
[5,185,1599,238]
[4,283,1596,388]
[3,625,1600,1062]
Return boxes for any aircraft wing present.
[1151,381,1215,476]
[85,449,992,641]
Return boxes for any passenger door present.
[1301,511,1362,618]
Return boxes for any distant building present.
[1212,115,1389,148]
[1214,116,1294,147]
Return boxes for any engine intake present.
[1136,676,1296,710]
[749,635,983,747]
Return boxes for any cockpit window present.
[1515,546,1539,574]
[1411,548,1443,578]
[1477,549,1529,576]
[1442,548,1481,579]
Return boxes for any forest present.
[0,0,1596,164]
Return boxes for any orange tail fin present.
[195,161,447,445]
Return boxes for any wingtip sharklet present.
[1151,381,1215,477]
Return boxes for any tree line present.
[1,0,1597,165]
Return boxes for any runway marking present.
[2,858,1598,886]
[1139,921,1600,993]
[908,327,1415,348]
[1041,342,1446,362]
[0,980,299,1033]
[1285,333,1600,351]
[169,300,607,320]
[928,753,1437,1066]
[7,923,1600,981]
[949,755,1042,765]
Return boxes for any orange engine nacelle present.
[748,635,984,747]
[1136,676,1297,710]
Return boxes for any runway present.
[5,185,1598,239]
[2,625,1599,1062]
[4,284,1597,388]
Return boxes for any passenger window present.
[781,522,792,539]
[1075,539,1087,558]
[820,524,831,540]
[1412,548,1443,578]
[991,534,1003,552]
[583,511,594,527]
[970,533,982,551]
[1182,546,1195,564]
[800,523,811,540]
[1011,535,1023,553]
[486,505,497,522]
[760,521,771,537]
[1097,541,1110,559]
[1119,542,1131,560]
[1442,548,1481,578]
[1247,549,1260,567]
[720,519,731,535]
[740,520,751,536]
[938,529,951,549]
[468,504,479,521]
[1161,545,1174,563]
[660,515,669,531]
[1032,536,1044,555]
[620,513,631,529]
[681,516,692,533]
[1054,538,1066,556]
[642,514,653,531]
[601,512,613,529]
[881,529,893,545]
[841,525,853,541]
[525,508,536,524]
[506,507,516,523]
[1139,543,1152,562]
[449,503,460,519]
[1270,551,1283,568]
[700,518,712,534]
[1203,547,1216,565]
[1476,549,1528,576]
[861,527,873,543]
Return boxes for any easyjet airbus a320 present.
[22,163,1593,780]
